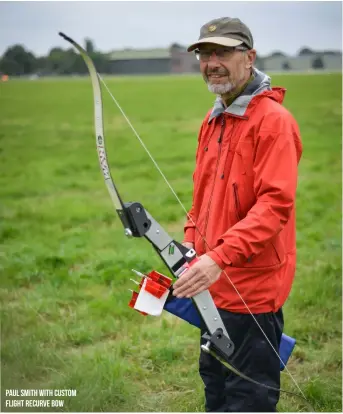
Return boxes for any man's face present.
[196,43,255,95]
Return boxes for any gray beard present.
[207,81,236,95]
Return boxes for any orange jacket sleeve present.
[183,200,196,243]
[208,112,302,268]
[183,121,206,244]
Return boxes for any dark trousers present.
[199,308,284,412]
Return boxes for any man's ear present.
[246,49,256,69]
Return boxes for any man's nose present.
[208,51,220,62]
[207,55,221,69]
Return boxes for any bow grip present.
[175,256,199,278]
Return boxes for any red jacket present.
[184,71,303,313]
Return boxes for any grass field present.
[1,72,342,412]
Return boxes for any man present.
[173,17,303,412]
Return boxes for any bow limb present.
[58,32,313,410]
[58,32,133,234]
[209,351,313,404]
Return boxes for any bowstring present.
[98,74,309,403]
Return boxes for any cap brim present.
[187,37,243,52]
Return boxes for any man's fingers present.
[184,282,208,298]
[174,277,207,298]
[173,279,194,295]
[172,254,221,298]
[173,267,197,289]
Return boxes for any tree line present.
[0,39,112,76]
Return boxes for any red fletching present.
[144,278,168,298]
[128,291,138,308]
[128,291,147,316]
[147,270,172,289]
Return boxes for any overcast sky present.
[0,1,342,57]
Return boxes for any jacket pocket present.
[271,236,285,265]
[242,237,285,269]
[233,182,242,221]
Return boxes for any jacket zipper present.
[233,182,242,221]
[202,115,225,252]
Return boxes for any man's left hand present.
[173,254,222,298]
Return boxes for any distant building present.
[263,50,342,72]
[107,45,342,75]
[263,54,289,72]
[107,48,171,75]
[107,44,199,75]
[170,43,200,74]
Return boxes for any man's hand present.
[173,254,222,298]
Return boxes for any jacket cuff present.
[207,248,232,270]
[183,227,195,244]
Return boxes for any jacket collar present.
[208,68,272,123]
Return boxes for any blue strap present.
[164,296,295,371]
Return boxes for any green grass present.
[1,72,341,412]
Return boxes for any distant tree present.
[91,52,112,73]
[46,47,66,73]
[44,47,89,75]
[170,43,184,50]
[0,58,21,75]
[35,56,48,75]
[0,38,115,76]
[298,47,314,56]
[0,44,36,75]
[282,61,291,71]
[85,38,95,54]
[312,56,325,70]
